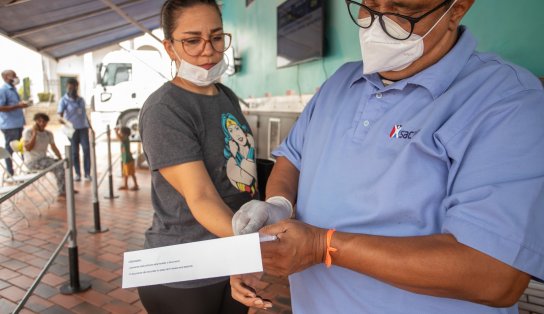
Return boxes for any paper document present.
[122,233,264,288]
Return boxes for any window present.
[102,63,132,86]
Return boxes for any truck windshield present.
[101,63,132,86]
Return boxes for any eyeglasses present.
[171,33,232,57]
[345,0,452,40]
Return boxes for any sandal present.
[118,186,128,190]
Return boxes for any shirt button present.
[376,92,383,99]
[363,120,370,127]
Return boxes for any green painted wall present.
[222,0,544,98]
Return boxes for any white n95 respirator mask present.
[359,0,457,74]
[172,48,227,87]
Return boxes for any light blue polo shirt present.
[0,83,25,129]
[273,27,544,314]
[57,94,89,129]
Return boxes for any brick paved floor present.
[0,133,292,314]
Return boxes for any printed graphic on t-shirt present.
[221,113,257,196]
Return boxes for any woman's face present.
[166,4,224,70]
[228,124,247,146]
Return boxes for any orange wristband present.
[324,229,337,268]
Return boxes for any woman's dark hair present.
[161,0,221,40]
[33,112,50,122]
[120,126,131,137]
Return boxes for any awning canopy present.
[0,0,164,60]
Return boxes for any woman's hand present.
[229,140,239,156]
[230,273,272,310]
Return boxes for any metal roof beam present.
[38,14,159,52]
[11,0,147,38]
[99,0,162,43]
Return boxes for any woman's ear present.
[163,39,176,62]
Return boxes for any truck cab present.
[91,49,168,136]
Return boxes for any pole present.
[60,145,91,294]
[104,125,118,199]
[88,129,108,234]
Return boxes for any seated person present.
[22,112,68,197]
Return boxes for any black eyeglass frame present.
[345,0,453,40]
[171,33,232,56]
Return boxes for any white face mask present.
[172,48,227,87]
[11,77,20,86]
[359,0,457,75]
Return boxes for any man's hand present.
[232,196,293,235]
[19,101,29,108]
[230,273,272,310]
[260,220,326,277]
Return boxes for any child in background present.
[115,126,139,191]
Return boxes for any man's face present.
[35,118,48,131]
[3,71,17,85]
[67,83,78,94]
[361,0,468,80]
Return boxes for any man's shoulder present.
[464,52,542,96]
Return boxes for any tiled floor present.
[0,137,292,314]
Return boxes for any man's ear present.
[448,0,475,30]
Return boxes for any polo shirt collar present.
[350,26,477,99]
[1,82,15,91]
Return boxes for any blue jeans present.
[70,128,90,177]
[1,127,23,175]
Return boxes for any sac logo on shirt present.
[389,124,418,139]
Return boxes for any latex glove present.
[232,196,293,235]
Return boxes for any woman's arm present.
[160,161,235,237]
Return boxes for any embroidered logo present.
[389,125,402,138]
[389,124,418,140]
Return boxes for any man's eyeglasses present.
[171,33,232,57]
[345,0,453,40]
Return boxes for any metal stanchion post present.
[60,145,91,294]
[88,129,108,234]
[104,125,118,200]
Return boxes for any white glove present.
[232,196,293,235]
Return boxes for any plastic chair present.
[0,184,30,239]
[0,147,50,216]
[9,140,57,199]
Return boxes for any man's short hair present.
[66,78,79,86]
[33,112,50,122]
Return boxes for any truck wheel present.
[120,111,140,137]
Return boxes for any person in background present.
[115,126,139,191]
[0,69,29,176]
[22,113,69,198]
[231,0,544,313]
[57,78,91,182]
[137,0,256,313]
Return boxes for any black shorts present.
[137,279,247,314]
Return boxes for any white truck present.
[90,49,169,135]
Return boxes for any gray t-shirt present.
[139,82,258,288]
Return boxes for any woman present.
[222,113,257,196]
[138,1,257,313]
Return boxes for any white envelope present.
[122,233,263,288]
